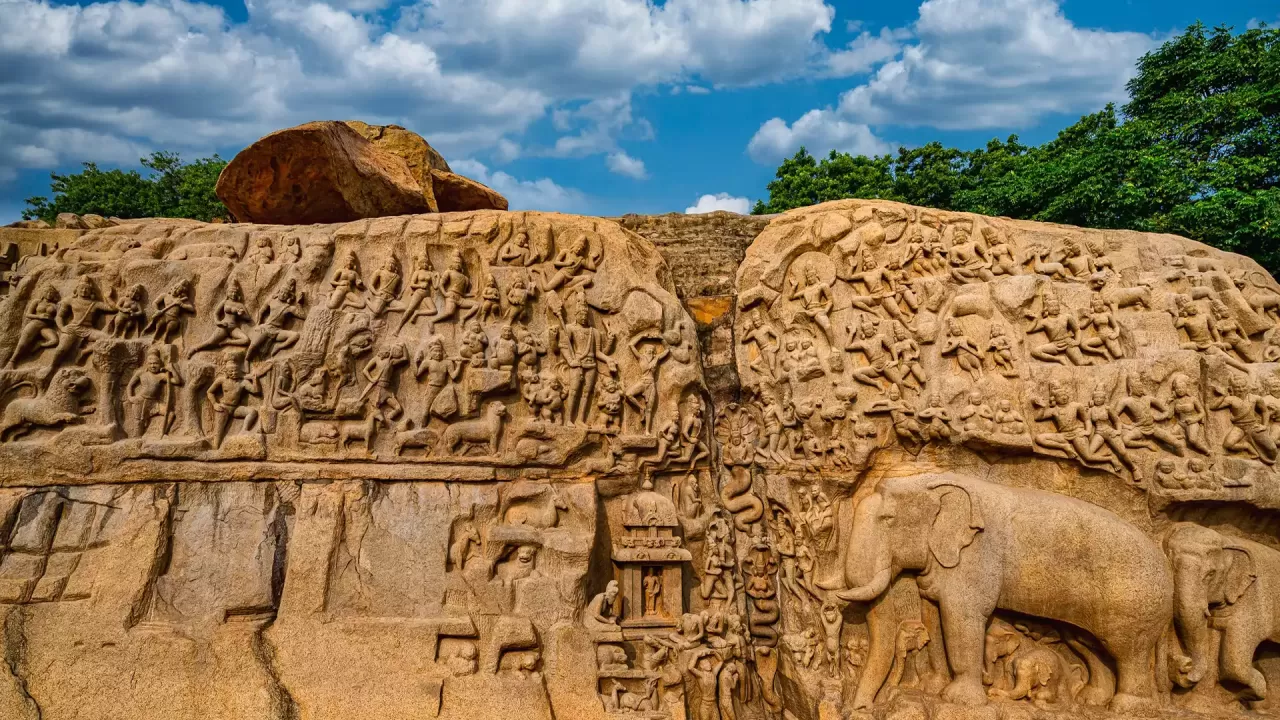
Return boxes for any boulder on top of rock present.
[215,121,436,225]
[431,169,508,212]
[344,120,451,178]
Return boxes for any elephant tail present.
[1156,624,1175,700]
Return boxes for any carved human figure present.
[187,280,251,358]
[1085,388,1137,479]
[5,286,60,368]
[916,391,954,443]
[501,275,536,323]
[246,236,274,265]
[366,255,402,317]
[845,316,906,391]
[1210,374,1278,464]
[432,250,478,324]
[789,265,838,346]
[845,255,906,322]
[643,570,663,616]
[1079,293,1125,360]
[687,648,725,720]
[949,227,994,283]
[206,350,267,448]
[1116,376,1185,456]
[958,390,995,435]
[127,347,183,437]
[887,320,927,388]
[146,279,196,346]
[1027,295,1090,366]
[982,227,1019,276]
[327,250,366,310]
[248,279,307,359]
[534,232,597,293]
[585,580,622,631]
[1210,299,1256,363]
[280,235,301,265]
[941,317,984,380]
[739,311,780,377]
[986,324,1018,378]
[107,284,147,339]
[414,338,462,423]
[359,343,408,429]
[48,276,111,369]
[391,254,436,332]
[496,231,531,266]
[1176,302,1249,372]
[559,302,616,426]
[457,319,489,368]
[866,384,923,446]
[595,376,622,430]
[1033,383,1111,466]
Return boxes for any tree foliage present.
[24,152,229,223]
[753,23,1280,271]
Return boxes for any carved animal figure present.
[393,422,438,456]
[1,368,93,440]
[1165,523,1280,700]
[502,485,568,529]
[827,473,1172,713]
[983,622,1085,708]
[440,401,506,455]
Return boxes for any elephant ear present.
[927,483,984,569]
[1223,545,1258,604]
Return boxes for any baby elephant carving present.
[983,621,1085,708]
[1,368,93,441]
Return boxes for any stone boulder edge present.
[215,121,437,225]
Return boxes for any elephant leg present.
[938,599,988,706]
[1219,628,1267,700]
[1108,632,1160,714]
[853,595,897,709]
[920,600,950,693]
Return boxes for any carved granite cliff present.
[0,198,1279,720]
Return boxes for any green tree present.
[753,22,1280,272]
[24,152,229,223]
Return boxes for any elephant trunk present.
[1172,559,1211,686]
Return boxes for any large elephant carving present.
[825,473,1173,713]
[1165,523,1280,700]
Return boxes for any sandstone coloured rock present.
[344,120,452,176]
[215,121,437,224]
[431,168,509,212]
[0,200,1277,720]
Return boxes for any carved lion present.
[0,368,93,441]
[440,402,507,455]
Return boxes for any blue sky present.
[1,0,1276,223]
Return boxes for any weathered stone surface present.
[344,120,452,175]
[0,198,1279,720]
[431,169,509,212]
[215,121,437,224]
[5,219,50,230]
[54,213,87,230]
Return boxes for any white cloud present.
[686,85,711,95]
[825,27,909,76]
[606,151,648,180]
[836,0,1159,129]
[748,109,894,164]
[747,0,1161,164]
[451,159,587,213]
[0,0,842,183]
[685,193,751,214]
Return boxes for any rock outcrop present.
[344,120,452,177]
[431,169,509,212]
[0,201,1278,720]
[215,121,437,224]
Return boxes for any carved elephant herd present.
[822,473,1280,712]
